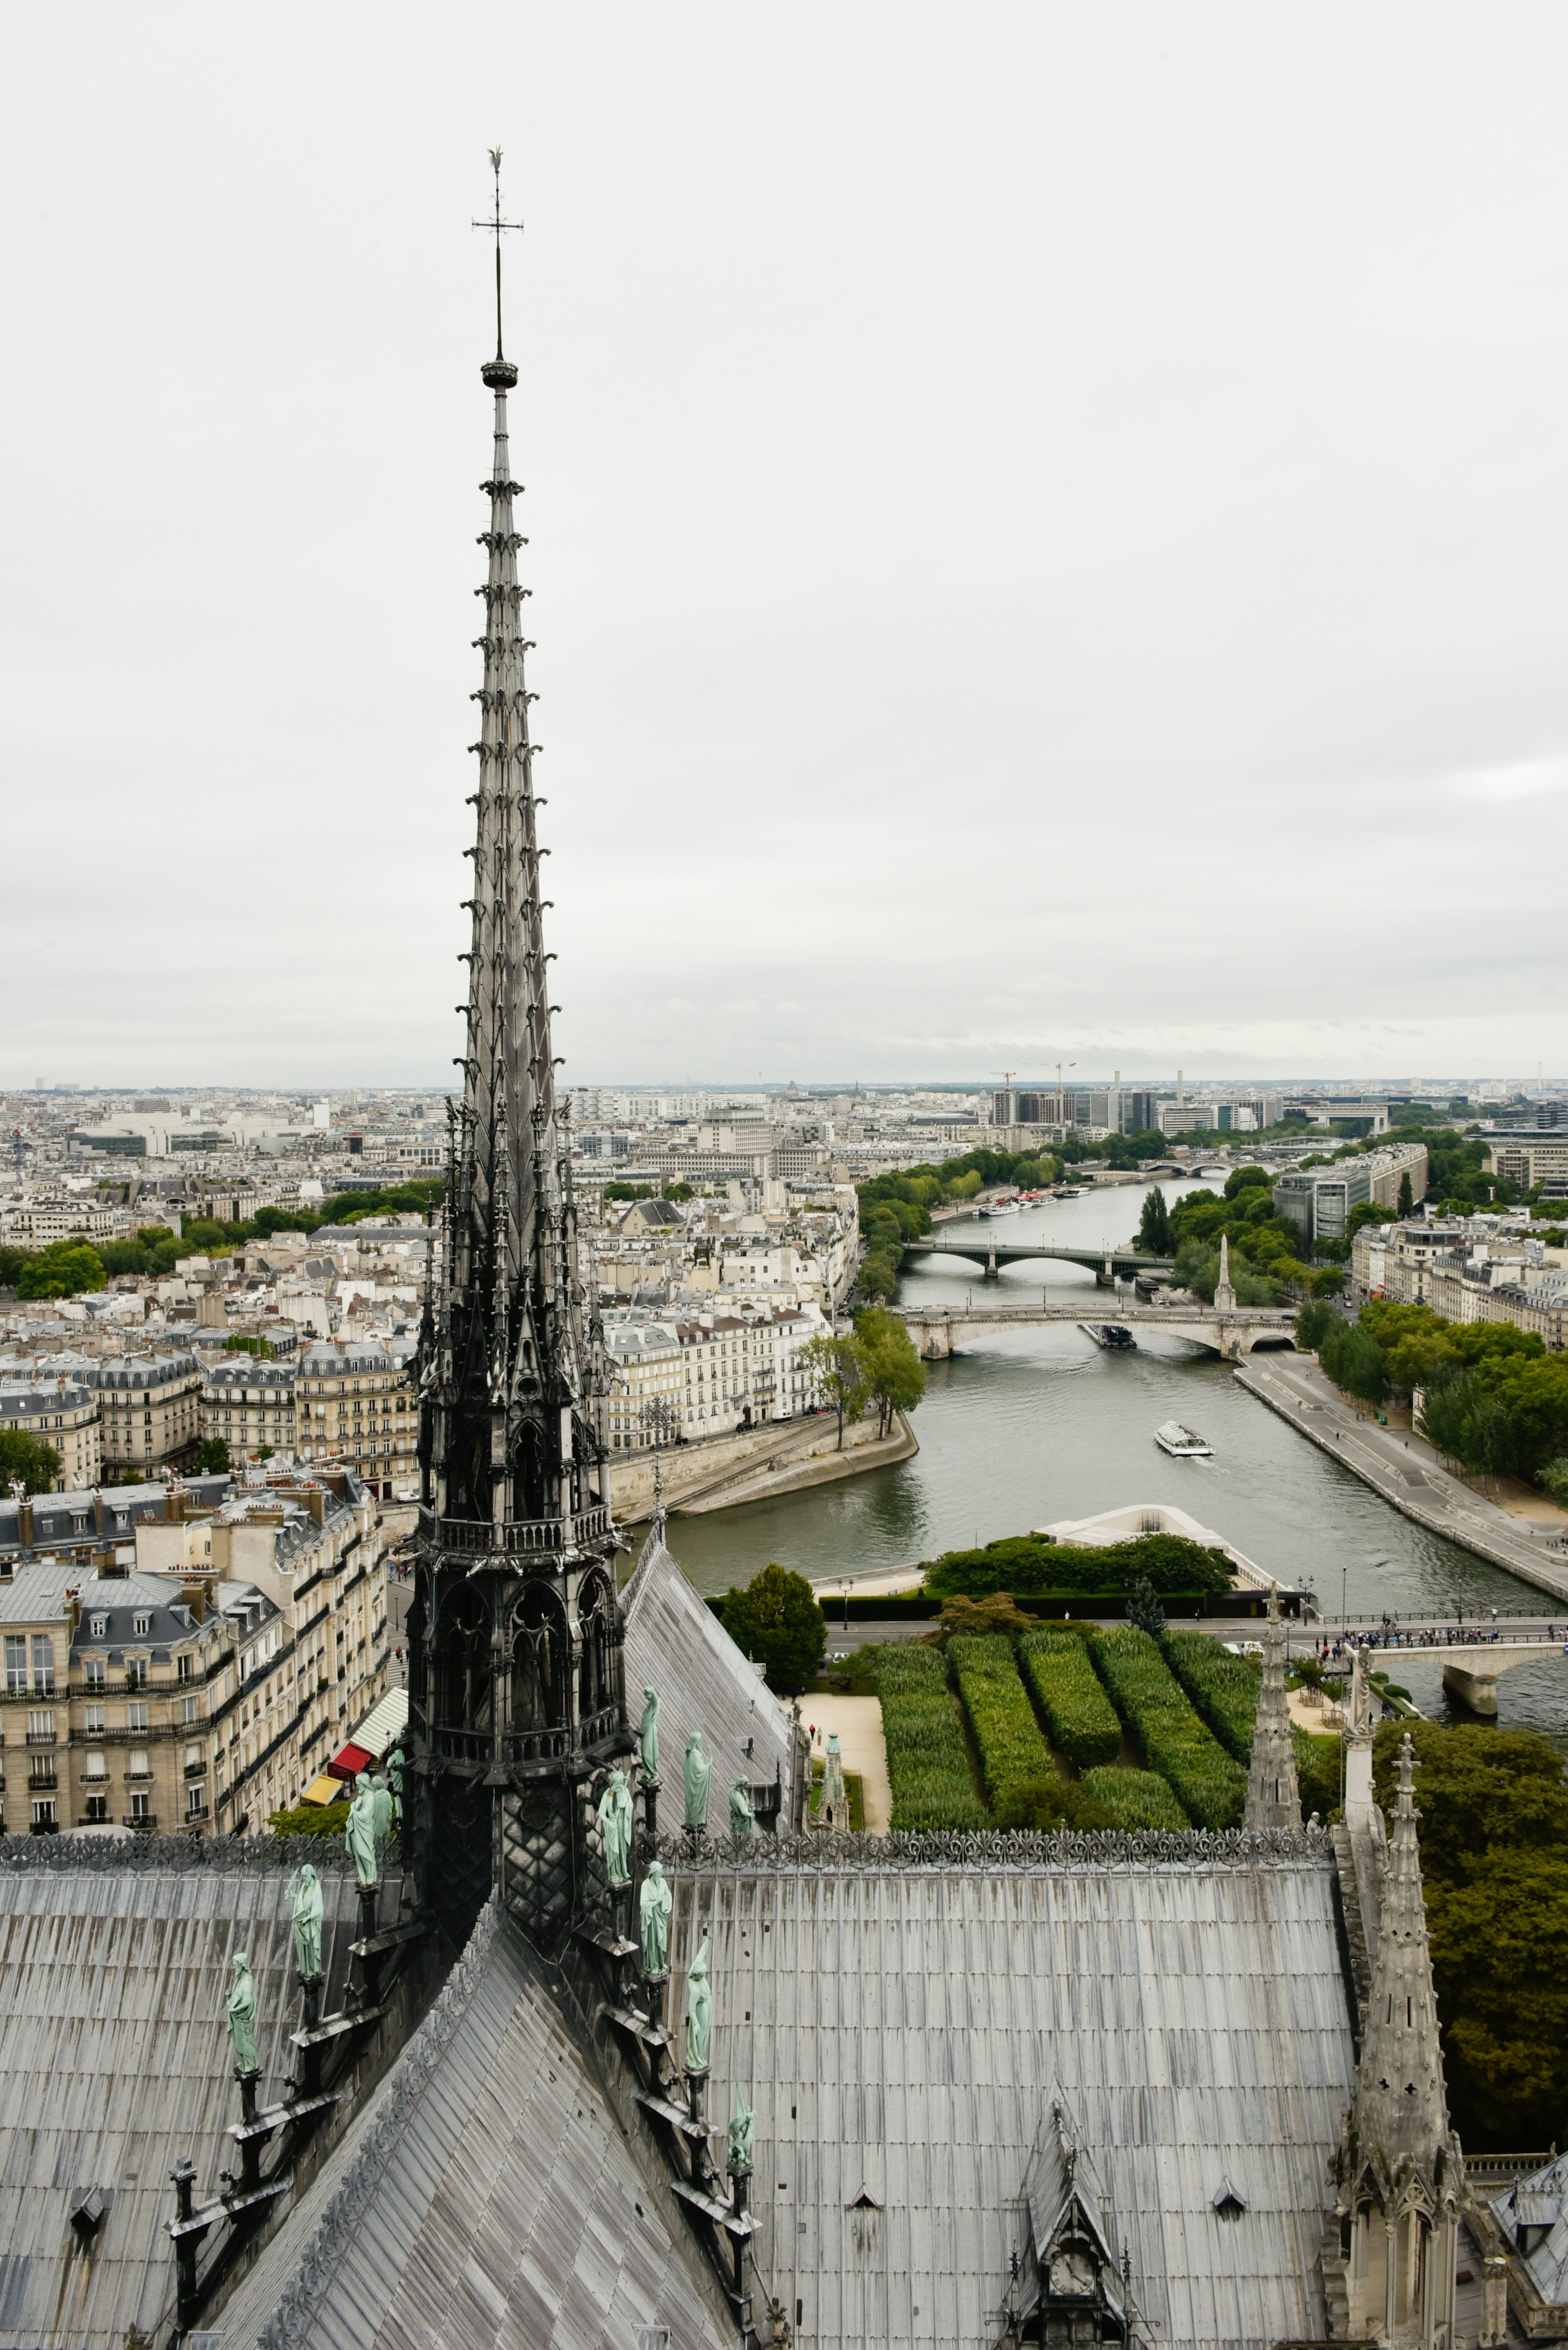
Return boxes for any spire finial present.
[474,147,523,390]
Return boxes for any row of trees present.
[1138,1169,1346,1305]
[800,1308,926,1447]
[1297,1295,1568,1494]
[0,1181,446,1303]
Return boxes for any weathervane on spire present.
[474,147,523,388]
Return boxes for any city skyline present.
[5,5,1566,1088]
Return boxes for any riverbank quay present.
[612,1406,918,1523]
[1237,1352,1568,1605]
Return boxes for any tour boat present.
[978,1197,1022,1218]
[1052,1185,1081,1200]
[1080,1323,1136,1350]
[1154,1420,1212,1457]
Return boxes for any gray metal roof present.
[0,1853,361,2350]
[1493,2155,1568,2307]
[659,1846,1354,2350]
[622,1526,804,1828]
[212,1899,731,2350]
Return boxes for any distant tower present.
[1243,1586,1298,1830]
[410,154,630,1944]
[1332,1735,1461,2346]
[1213,1231,1237,1313]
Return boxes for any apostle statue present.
[225,1950,260,2076]
[729,2085,754,2172]
[597,1766,634,1886]
[684,1933,712,2072]
[729,1779,756,1841]
[683,1732,711,1833]
[370,1771,394,1853]
[386,1743,404,1824]
[639,1857,673,1975]
[638,1685,660,1778]
[287,1861,323,1981]
[345,1771,379,1889]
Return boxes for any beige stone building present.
[87,1351,204,1477]
[200,1355,297,1463]
[0,1376,101,1489]
[294,1339,417,1498]
[0,1467,390,1835]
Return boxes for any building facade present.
[87,1351,204,1477]
[294,1339,416,1497]
[1273,1144,1429,1245]
[0,1376,101,1489]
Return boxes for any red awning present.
[327,1741,374,1783]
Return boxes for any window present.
[185,1785,205,1819]
[83,1794,108,1824]
[27,1710,55,1744]
[85,1703,105,1735]
[126,1658,147,1690]
[85,1656,105,1689]
[30,1799,57,1830]
[4,1636,24,1694]
[127,1701,148,1733]
[180,1694,198,1726]
[129,1791,150,1822]
[184,1743,204,1770]
[90,1615,107,1639]
[177,1652,193,1683]
[133,1614,150,1637]
[31,1637,55,1694]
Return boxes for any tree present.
[718,1563,826,1692]
[1295,1298,1337,1353]
[192,1438,231,1475]
[17,1242,106,1299]
[1319,1318,1386,1405]
[799,1333,870,1451]
[662,1180,694,1202]
[1398,1171,1415,1215]
[0,1242,31,1289]
[1126,1576,1166,1636]
[852,1307,927,1437]
[0,1429,62,1494]
[1540,1457,1568,1508]
[933,1592,1038,1643]
[1136,1186,1171,1255]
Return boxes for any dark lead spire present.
[475,147,521,388]
[410,157,630,1944]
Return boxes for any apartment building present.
[201,1355,297,1462]
[1487,1133,1568,1189]
[1352,1217,1568,1349]
[87,1351,205,1476]
[0,1467,389,1835]
[604,1324,683,1449]
[294,1339,416,1498]
[673,1307,824,1436]
[0,1376,101,1489]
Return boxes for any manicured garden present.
[873,1642,988,1830]
[1087,1626,1248,1828]
[950,1635,1056,1805]
[1080,1766,1189,1832]
[1019,1630,1121,1770]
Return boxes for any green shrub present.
[924,1531,1234,1602]
[991,1777,1115,1832]
[1087,1628,1247,1829]
[951,1635,1056,1807]
[1080,1766,1190,1833]
[267,1799,349,1839]
[1160,1629,1261,1762]
[1020,1631,1121,1770]
[875,1645,987,1831]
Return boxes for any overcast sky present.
[3,5,1565,1092]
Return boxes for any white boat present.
[1052,1186,1081,1200]
[978,1198,1022,1218]
[1154,1420,1212,1457]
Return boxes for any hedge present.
[1160,1630,1259,1762]
[1020,1631,1122,1770]
[951,1636,1056,1807]
[1080,1766,1190,1833]
[1087,1628,1247,1829]
[874,1644,987,1831]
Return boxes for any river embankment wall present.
[1234,1357,1568,1607]
[609,1408,916,1524]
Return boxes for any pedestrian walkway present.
[800,1695,892,1833]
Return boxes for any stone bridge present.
[903,1237,1172,1285]
[895,1300,1301,1362]
[1345,1630,1568,1718]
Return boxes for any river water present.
[664,1176,1568,1736]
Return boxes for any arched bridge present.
[1344,1629,1568,1719]
[902,1237,1174,1284]
[895,1300,1300,1362]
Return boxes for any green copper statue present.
[370,1772,394,1844]
[729,1779,756,1841]
[728,2085,754,2171]
[597,1766,633,1886]
[683,1732,711,1832]
[684,1933,712,2072]
[639,1857,673,1974]
[345,1771,379,1888]
[226,1950,259,2075]
[287,1861,323,1980]
[638,1685,659,1778]
[386,1743,403,1823]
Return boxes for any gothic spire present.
[1351,1733,1455,2177]
[1243,1585,1299,1831]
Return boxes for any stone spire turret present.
[410,155,631,1943]
[1213,1230,1237,1312]
[1243,1585,1299,1830]
[1333,1733,1461,2346]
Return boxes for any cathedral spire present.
[1243,1585,1299,1831]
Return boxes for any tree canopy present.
[16,1241,107,1299]
[718,1563,826,1692]
[0,1429,63,1494]
[852,1307,927,1436]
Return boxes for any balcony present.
[436,1505,612,1559]
[183,1761,207,1780]
[122,1814,157,1831]
[24,1731,56,1748]
[27,1772,58,1793]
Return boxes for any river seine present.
[664,1175,1568,1735]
